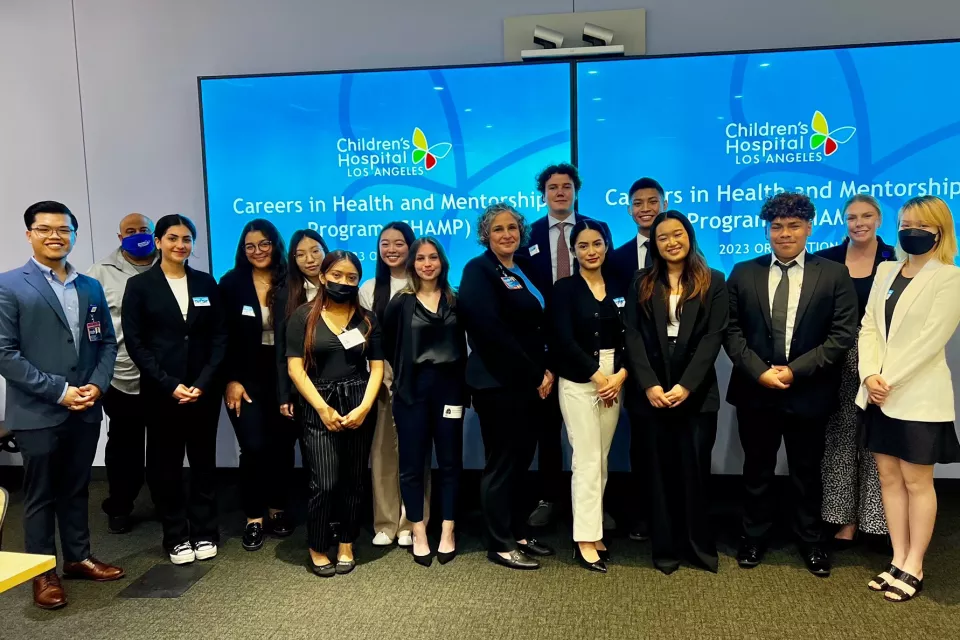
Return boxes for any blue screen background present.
[577,41,960,272]
[200,63,572,281]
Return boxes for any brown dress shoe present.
[62,556,125,582]
[33,571,67,610]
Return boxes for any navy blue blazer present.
[0,260,117,430]
[514,213,612,308]
[609,235,648,299]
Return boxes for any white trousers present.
[559,349,619,542]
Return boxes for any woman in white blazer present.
[856,195,960,603]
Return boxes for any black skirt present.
[862,404,960,466]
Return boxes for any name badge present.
[193,297,211,307]
[443,405,464,419]
[86,321,102,342]
[337,327,366,350]
[613,297,626,308]
[501,275,523,290]
[528,244,540,257]
[886,289,894,300]
[88,304,98,314]
[242,305,256,317]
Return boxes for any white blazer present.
[856,259,960,421]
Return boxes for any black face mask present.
[324,282,357,304]
[898,228,938,256]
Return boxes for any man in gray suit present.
[0,201,125,609]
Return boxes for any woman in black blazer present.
[551,219,627,573]
[814,195,896,544]
[623,210,728,575]
[219,219,297,551]
[382,237,467,566]
[459,202,555,570]
[122,214,228,566]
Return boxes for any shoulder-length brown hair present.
[638,210,712,317]
[302,250,371,372]
[404,236,457,306]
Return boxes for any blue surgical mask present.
[121,232,156,259]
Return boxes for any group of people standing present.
[2,163,958,610]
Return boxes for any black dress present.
[863,272,960,465]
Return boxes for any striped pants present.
[299,374,376,552]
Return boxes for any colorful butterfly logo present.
[411,127,452,170]
[810,111,856,156]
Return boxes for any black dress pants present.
[102,386,149,517]
[533,385,563,504]
[625,396,651,530]
[145,393,221,552]
[227,345,299,519]
[392,364,464,523]
[737,407,826,545]
[645,410,718,573]
[473,386,541,553]
[14,415,100,561]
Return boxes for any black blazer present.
[723,253,858,417]
[549,274,624,383]
[515,213,612,308]
[623,268,729,415]
[814,235,895,267]
[382,291,468,405]
[459,250,547,390]
[218,267,281,393]
[609,235,647,299]
[122,263,228,398]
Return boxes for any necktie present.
[642,240,653,268]
[771,260,796,364]
[556,222,571,280]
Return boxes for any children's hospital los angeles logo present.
[725,110,856,165]
[337,127,452,177]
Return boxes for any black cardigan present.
[122,262,228,398]
[458,250,548,391]
[548,274,624,383]
[382,291,468,405]
[623,268,729,415]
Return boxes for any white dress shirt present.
[548,212,576,282]
[667,294,681,337]
[636,234,650,270]
[166,274,190,320]
[768,251,805,361]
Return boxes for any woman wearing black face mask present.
[857,195,960,603]
[286,250,384,577]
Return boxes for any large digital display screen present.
[576,41,960,272]
[199,63,572,280]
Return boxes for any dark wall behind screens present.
[200,63,573,282]
[576,41,960,272]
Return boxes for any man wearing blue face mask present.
[87,213,157,534]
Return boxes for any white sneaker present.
[372,532,394,546]
[170,542,196,565]
[397,531,414,547]
[194,540,218,560]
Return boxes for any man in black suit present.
[515,163,611,528]
[724,192,858,577]
[609,177,667,298]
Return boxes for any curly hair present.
[759,192,815,222]
[476,202,530,248]
[536,163,582,194]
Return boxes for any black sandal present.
[868,564,902,592]
[884,571,923,602]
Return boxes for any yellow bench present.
[0,552,57,593]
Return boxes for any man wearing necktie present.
[515,163,611,529]
[724,192,858,577]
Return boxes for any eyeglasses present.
[244,240,273,254]
[31,226,75,238]
[295,248,323,261]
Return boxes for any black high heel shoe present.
[437,549,457,565]
[596,541,610,562]
[409,546,433,567]
[574,545,607,573]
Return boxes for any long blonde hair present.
[896,196,958,263]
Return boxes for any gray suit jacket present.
[0,260,117,430]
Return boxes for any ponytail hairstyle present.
[372,221,415,323]
[637,211,711,318]
[405,236,457,306]
[154,214,197,262]
[285,228,330,319]
[302,250,371,372]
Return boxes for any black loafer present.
[487,550,539,570]
[737,540,764,568]
[268,511,294,538]
[517,539,555,557]
[803,546,831,577]
[335,559,356,575]
[629,521,650,542]
[242,522,264,551]
[108,514,133,535]
[311,560,335,577]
